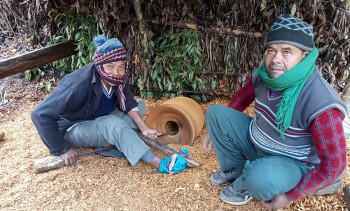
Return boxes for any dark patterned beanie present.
[93,34,128,111]
[265,14,314,51]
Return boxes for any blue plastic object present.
[159,148,188,174]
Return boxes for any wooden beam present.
[0,129,4,141]
[344,185,350,209]
[135,88,232,97]
[0,40,77,79]
[150,20,263,38]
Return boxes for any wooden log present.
[201,71,235,76]
[341,75,350,103]
[0,40,77,79]
[150,20,263,38]
[0,129,5,141]
[166,22,204,31]
[34,156,65,174]
[34,146,116,173]
[136,88,232,97]
[344,185,350,209]
[135,131,201,168]
[133,0,151,88]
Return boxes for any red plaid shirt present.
[228,77,347,201]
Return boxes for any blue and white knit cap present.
[265,14,314,51]
[93,34,127,66]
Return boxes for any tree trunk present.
[132,0,151,89]
[341,76,350,104]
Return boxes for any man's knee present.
[244,165,277,191]
[236,158,301,200]
[136,98,146,117]
[205,105,225,124]
[235,164,279,200]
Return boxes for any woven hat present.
[93,34,127,66]
[265,14,314,51]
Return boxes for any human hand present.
[202,134,213,153]
[60,148,78,166]
[262,193,292,209]
[142,128,161,140]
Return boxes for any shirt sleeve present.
[227,77,255,111]
[286,108,347,201]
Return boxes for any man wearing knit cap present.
[203,14,347,208]
[31,34,187,174]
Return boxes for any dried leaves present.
[2,0,350,98]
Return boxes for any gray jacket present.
[31,62,138,156]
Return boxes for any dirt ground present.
[0,76,349,211]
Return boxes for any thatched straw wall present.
[1,0,349,101]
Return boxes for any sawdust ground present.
[0,80,349,210]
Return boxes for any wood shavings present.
[171,187,185,196]
[0,95,349,210]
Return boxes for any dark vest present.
[251,67,346,164]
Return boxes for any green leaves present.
[151,29,204,96]
[50,12,103,75]
[211,77,217,90]
[45,78,55,92]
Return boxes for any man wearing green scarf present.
[203,14,347,209]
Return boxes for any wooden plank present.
[0,40,77,79]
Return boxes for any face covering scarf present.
[255,47,318,139]
[96,65,127,111]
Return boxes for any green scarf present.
[255,47,318,139]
